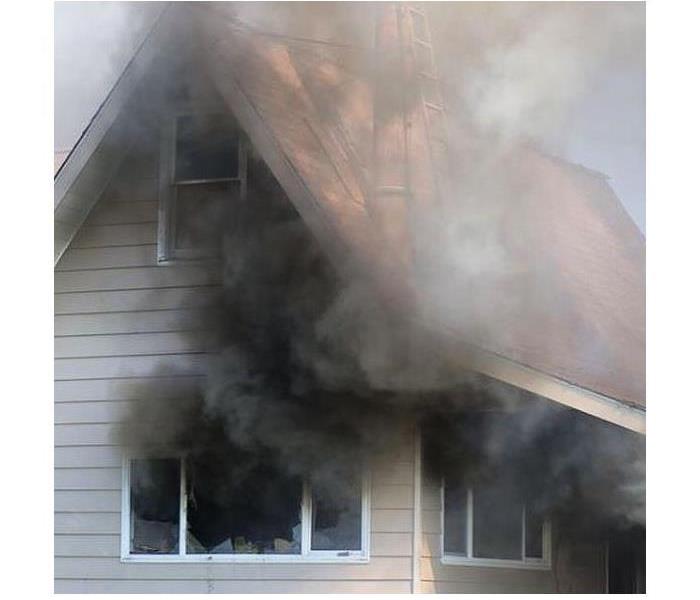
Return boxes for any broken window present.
[157,113,246,263]
[122,457,369,561]
[129,458,181,554]
[186,459,302,555]
[442,472,550,567]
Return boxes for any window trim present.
[440,478,552,570]
[121,455,371,563]
[156,111,247,265]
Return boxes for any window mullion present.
[179,457,187,557]
[122,457,131,558]
[362,469,370,555]
[301,480,312,556]
[466,487,474,559]
[521,504,526,560]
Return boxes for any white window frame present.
[440,478,552,570]
[121,455,371,563]
[156,111,247,265]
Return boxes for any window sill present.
[441,555,551,571]
[121,553,370,564]
[156,255,221,267]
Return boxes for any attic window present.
[442,473,551,569]
[121,457,370,562]
[157,113,246,263]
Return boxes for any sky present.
[54,1,645,232]
[561,63,645,231]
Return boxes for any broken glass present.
[130,458,180,554]
[186,458,302,555]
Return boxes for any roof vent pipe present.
[369,3,415,281]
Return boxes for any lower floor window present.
[123,456,369,561]
[442,473,551,568]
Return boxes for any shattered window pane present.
[472,483,523,560]
[186,459,302,555]
[174,114,239,182]
[525,507,544,559]
[311,468,363,551]
[130,458,180,554]
[443,472,468,555]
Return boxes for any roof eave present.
[434,324,646,433]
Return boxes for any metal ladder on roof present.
[404,3,452,208]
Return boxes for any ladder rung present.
[408,6,427,18]
[425,101,445,112]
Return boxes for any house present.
[54,3,645,593]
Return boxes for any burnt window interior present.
[130,458,180,554]
[125,457,367,558]
[186,459,302,555]
[442,472,547,563]
[310,468,363,551]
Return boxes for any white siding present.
[54,150,417,593]
[54,111,606,595]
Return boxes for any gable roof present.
[54,4,172,264]
[55,5,645,433]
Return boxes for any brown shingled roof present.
[195,8,644,422]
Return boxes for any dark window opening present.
[443,472,467,554]
[608,527,645,593]
[472,483,522,560]
[442,473,548,563]
[310,468,363,551]
[129,458,180,554]
[525,506,544,559]
[174,114,239,183]
[186,459,302,555]
[159,112,245,262]
[172,181,235,251]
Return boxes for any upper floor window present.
[122,456,370,562]
[442,472,551,569]
[157,113,247,263]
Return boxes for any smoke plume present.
[120,1,645,542]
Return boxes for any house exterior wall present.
[54,124,606,595]
[418,474,608,593]
[54,144,416,594]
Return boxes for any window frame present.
[121,455,371,563]
[156,110,247,265]
[440,478,552,570]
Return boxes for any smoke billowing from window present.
[116,1,644,549]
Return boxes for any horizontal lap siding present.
[55,309,216,336]
[55,153,418,592]
[56,580,411,593]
